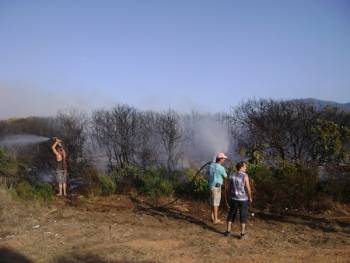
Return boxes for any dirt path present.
[1,195,350,263]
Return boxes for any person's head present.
[56,144,64,154]
[215,152,228,164]
[236,161,247,172]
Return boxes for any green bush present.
[97,174,116,196]
[176,168,209,200]
[110,165,143,184]
[136,168,174,199]
[14,181,54,202]
[0,149,21,186]
[33,183,54,202]
[320,164,350,202]
[251,162,319,212]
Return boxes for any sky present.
[0,0,349,118]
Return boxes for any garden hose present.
[164,161,212,207]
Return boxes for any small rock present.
[32,224,40,229]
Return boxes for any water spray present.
[0,134,51,147]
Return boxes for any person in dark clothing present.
[224,161,252,239]
[51,138,67,196]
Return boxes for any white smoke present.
[182,113,232,165]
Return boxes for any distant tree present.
[135,111,161,168]
[156,110,182,173]
[227,99,318,163]
[312,119,350,163]
[91,105,139,169]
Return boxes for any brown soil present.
[1,194,350,263]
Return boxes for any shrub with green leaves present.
[14,181,54,202]
[97,174,116,196]
[136,168,174,199]
[176,168,209,200]
[251,162,319,211]
[33,183,54,202]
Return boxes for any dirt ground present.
[1,193,350,263]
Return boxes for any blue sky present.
[0,0,349,117]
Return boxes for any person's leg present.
[211,207,215,223]
[63,171,67,196]
[241,223,246,235]
[213,206,222,224]
[58,183,63,196]
[239,201,249,238]
[210,187,215,223]
[226,221,232,232]
[213,187,223,224]
[63,183,67,196]
[226,199,238,233]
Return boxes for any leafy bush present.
[176,168,209,200]
[136,168,174,199]
[0,149,21,186]
[14,181,54,202]
[97,174,116,196]
[251,162,319,212]
[319,164,350,202]
[33,183,54,202]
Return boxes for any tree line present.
[1,100,349,172]
[1,99,350,209]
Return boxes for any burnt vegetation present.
[0,99,350,213]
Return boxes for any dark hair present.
[216,157,224,163]
[236,161,246,171]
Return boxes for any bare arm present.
[244,175,253,203]
[51,141,59,156]
[51,140,63,161]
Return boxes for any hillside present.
[296,98,350,111]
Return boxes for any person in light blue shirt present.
[207,152,228,224]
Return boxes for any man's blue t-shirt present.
[207,162,227,188]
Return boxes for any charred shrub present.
[319,164,350,202]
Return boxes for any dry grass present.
[1,192,350,263]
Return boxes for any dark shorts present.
[227,199,249,223]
